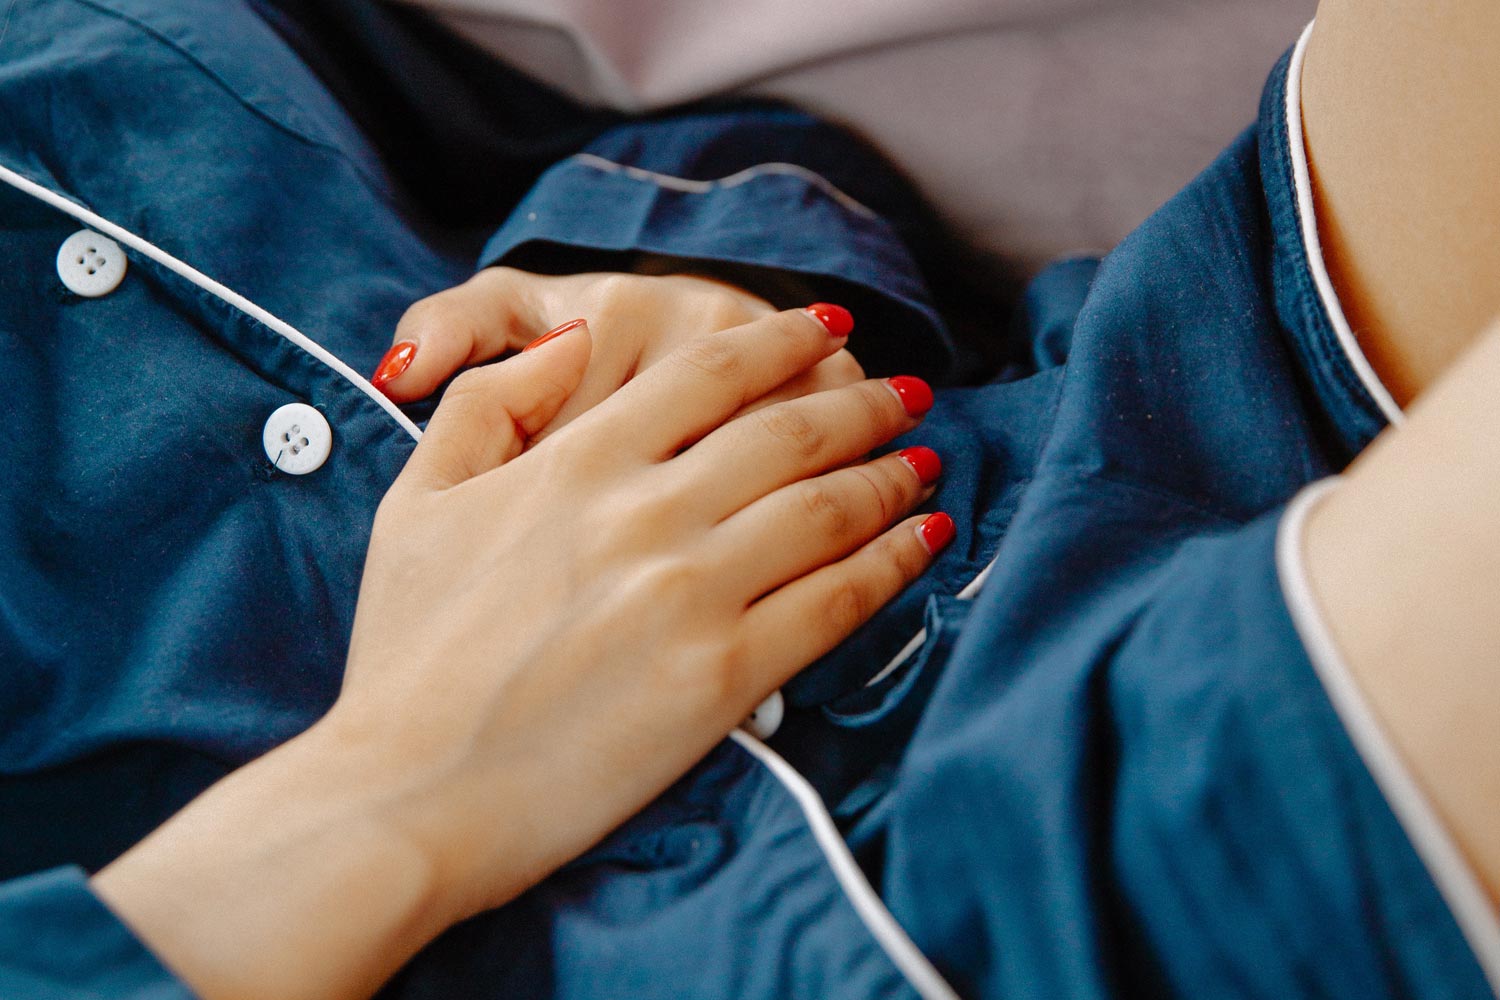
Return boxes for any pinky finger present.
[735,512,955,691]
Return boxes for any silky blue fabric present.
[0,2,1488,998]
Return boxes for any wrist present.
[91,719,453,1000]
[312,697,547,922]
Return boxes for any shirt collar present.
[1260,22,1404,460]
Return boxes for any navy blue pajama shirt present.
[0,3,1493,998]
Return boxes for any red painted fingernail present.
[917,512,955,555]
[886,375,934,417]
[523,317,586,352]
[804,303,854,338]
[899,446,942,486]
[371,340,417,391]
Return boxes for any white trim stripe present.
[1284,23,1404,427]
[1277,480,1500,996]
[568,153,878,219]
[728,729,960,1000]
[863,627,929,691]
[863,557,997,690]
[0,163,423,442]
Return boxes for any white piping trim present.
[863,556,997,689]
[1277,479,1500,995]
[864,26,1394,702]
[1284,23,1404,427]
[568,153,878,219]
[863,627,930,691]
[0,163,422,442]
[728,728,960,1000]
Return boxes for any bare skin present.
[1301,0,1500,903]
[92,309,945,1000]
[378,268,866,434]
[1302,0,1500,406]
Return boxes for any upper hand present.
[344,306,937,918]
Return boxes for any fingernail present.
[804,303,854,338]
[523,317,587,353]
[371,340,417,391]
[917,512,955,555]
[898,446,942,485]
[886,375,934,417]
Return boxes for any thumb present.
[373,269,547,402]
[405,319,592,488]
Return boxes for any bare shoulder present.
[1301,0,1500,404]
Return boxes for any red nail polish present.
[523,317,586,353]
[917,512,955,555]
[371,340,417,391]
[899,446,942,485]
[886,375,934,417]
[804,303,854,338]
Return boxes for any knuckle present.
[767,308,817,346]
[882,527,929,579]
[370,494,409,537]
[394,294,456,343]
[665,644,744,715]
[591,272,640,309]
[664,275,770,327]
[524,438,582,486]
[673,336,745,383]
[825,349,865,385]
[800,484,853,535]
[632,555,704,606]
[700,288,769,330]
[709,299,762,331]
[716,634,752,685]
[757,405,827,459]
[856,381,901,430]
[705,638,753,704]
[445,366,490,399]
[825,579,871,635]
[651,617,750,704]
[849,465,897,524]
[441,368,523,448]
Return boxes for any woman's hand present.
[92,307,949,1000]
[370,267,863,436]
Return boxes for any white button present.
[56,230,127,298]
[743,690,784,739]
[262,403,332,475]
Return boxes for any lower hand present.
[369,267,863,436]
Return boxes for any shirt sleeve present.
[475,103,975,383]
[0,866,193,1000]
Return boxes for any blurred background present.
[393,0,1317,275]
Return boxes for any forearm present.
[90,718,453,1000]
[1304,322,1500,905]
